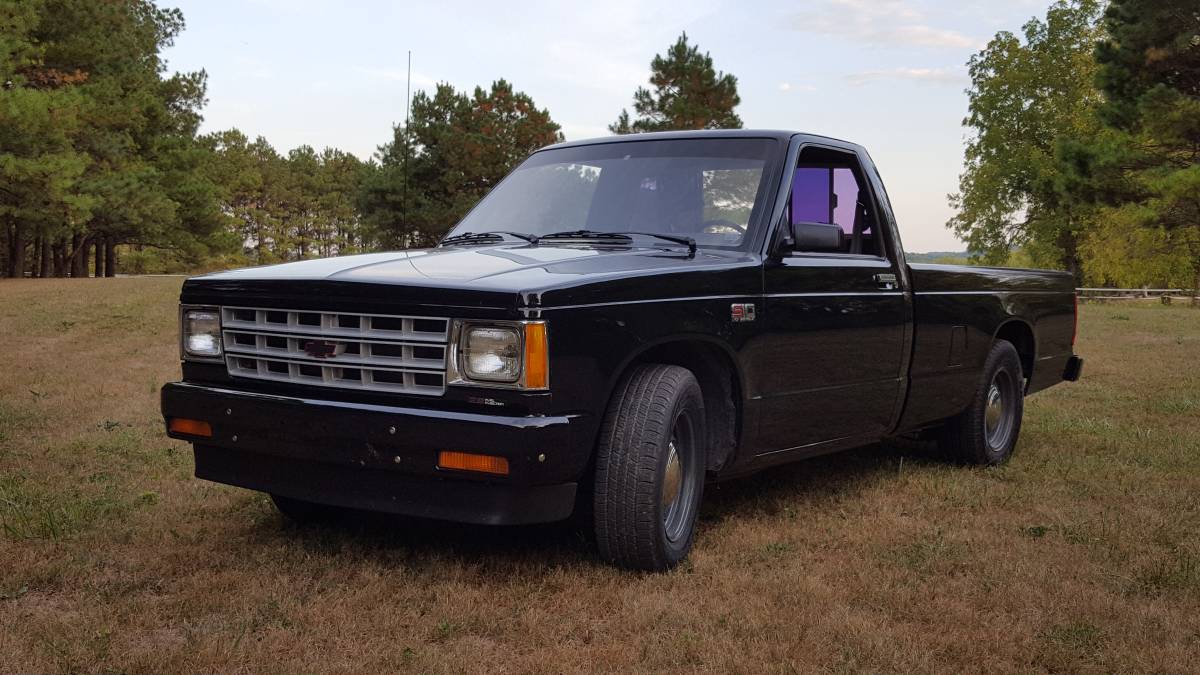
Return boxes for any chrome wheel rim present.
[984,370,1015,449]
[662,412,697,543]
[662,441,683,515]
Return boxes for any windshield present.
[446,138,778,250]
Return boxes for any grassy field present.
[1,278,1198,673]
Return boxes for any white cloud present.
[876,25,977,49]
[844,67,966,86]
[788,0,979,49]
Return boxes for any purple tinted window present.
[792,166,866,234]
[791,168,831,225]
[833,168,859,233]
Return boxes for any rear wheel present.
[938,340,1025,465]
[593,364,706,571]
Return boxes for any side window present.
[788,149,881,257]
[791,168,832,224]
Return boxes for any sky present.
[164,0,1050,253]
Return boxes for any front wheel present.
[593,364,706,571]
[938,340,1025,465]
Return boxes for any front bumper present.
[161,382,590,525]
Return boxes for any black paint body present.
[161,130,1081,524]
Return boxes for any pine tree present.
[1066,0,1200,295]
[610,32,742,134]
[0,0,92,277]
[6,0,219,276]
[361,80,562,248]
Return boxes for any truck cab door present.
[750,144,909,454]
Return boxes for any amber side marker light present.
[168,417,212,438]
[523,321,549,389]
[438,451,510,476]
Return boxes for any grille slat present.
[222,330,446,370]
[220,307,448,396]
[222,305,448,343]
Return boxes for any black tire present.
[938,340,1025,465]
[593,364,706,571]
[270,494,338,523]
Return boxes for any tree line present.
[0,1,736,278]
[4,1,1196,289]
[953,0,1200,291]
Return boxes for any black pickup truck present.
[162,130,1082,570]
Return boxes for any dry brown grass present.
[1,277,1198,673]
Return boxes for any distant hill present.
[905,251,971,264]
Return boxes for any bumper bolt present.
[225,408,232,416]
[538,453,546,463]
[231,435,238,442]
[393,456,402,464]
[388,426,396,435]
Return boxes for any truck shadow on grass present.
[699,440,942,524]
[247,441,939,569]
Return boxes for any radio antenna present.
[401,50,412,249]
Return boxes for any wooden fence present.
[1077,287,1199,305]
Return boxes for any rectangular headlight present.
[181,306,222,360]
[462,325,522,382]
[449,321,549,390]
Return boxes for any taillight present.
[1071,293,1079,346]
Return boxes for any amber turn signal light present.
[438,451,510,476]
[523,322,549,389]
[168,417,212,438]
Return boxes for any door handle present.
[874,273,898,290]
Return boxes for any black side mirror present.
[790,221,844,253]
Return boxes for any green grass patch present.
[1040,621,1105,652]
[1131,548,1200,598]
[0,473,136,541]
[884,529,965,575]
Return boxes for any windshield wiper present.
[440,230,538,246]
[537,230,696,257]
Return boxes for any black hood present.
[182,244,761,312]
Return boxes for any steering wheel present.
[701,218,747,234]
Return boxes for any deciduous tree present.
[948,0,1104,277]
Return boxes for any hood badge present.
[731,303,756,322]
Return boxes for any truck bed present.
[899,263,1077,431]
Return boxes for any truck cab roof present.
[545,129,868,155]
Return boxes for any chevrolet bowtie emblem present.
[302,340,340,359]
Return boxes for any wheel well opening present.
[995,321,1035,380]
[630,341,741,473]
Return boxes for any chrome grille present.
[220,306,449,396]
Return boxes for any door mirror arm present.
[769,215,794,261]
